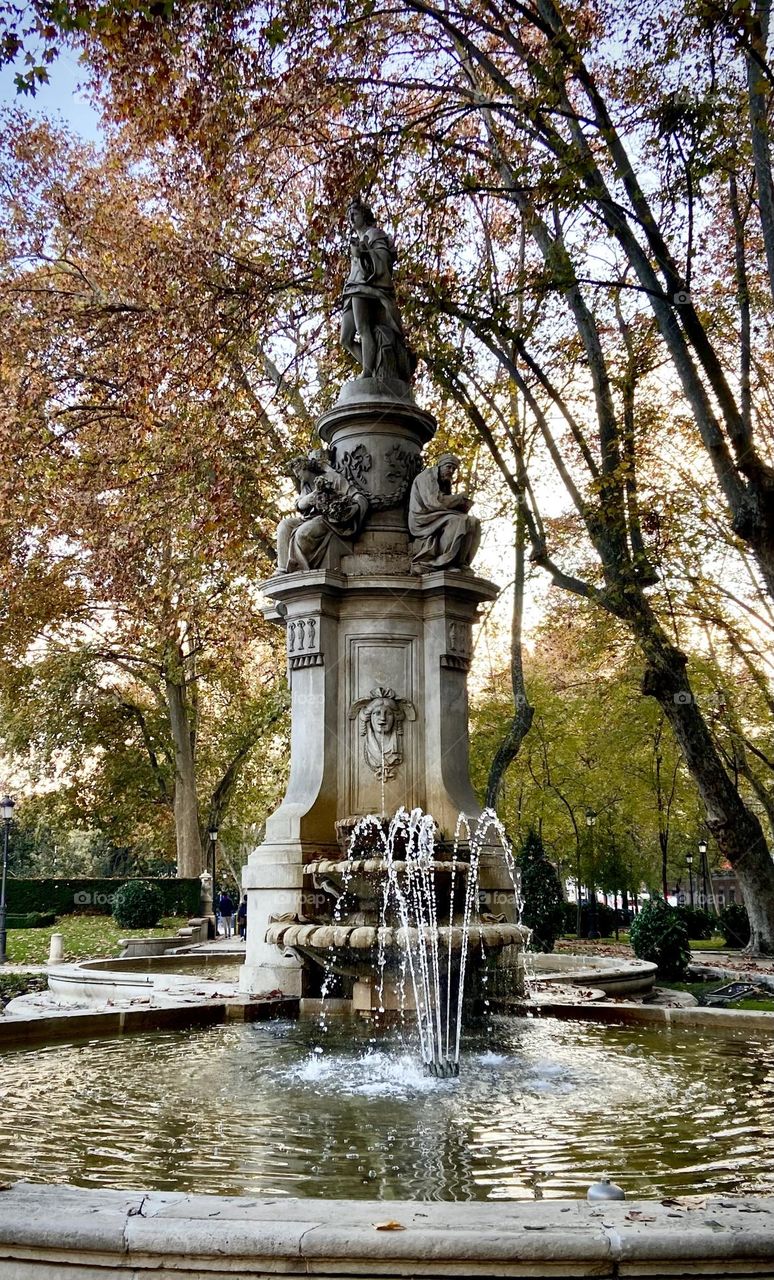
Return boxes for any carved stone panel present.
[347,636,418,812]
[441,619,472,671]
[334,442,423,511]
[288,615,323,670]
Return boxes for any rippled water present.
[2,1016,773,1200]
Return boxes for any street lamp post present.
[698,837,712,914]
[586,808,599,940]
[686,850,694,909]
[209,826,218,897]
[0,796,15,966]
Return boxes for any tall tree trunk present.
[486,504,534,809]
[638,617,774,952]
[166,676,203,878]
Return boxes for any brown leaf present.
[372,1220,406,1231]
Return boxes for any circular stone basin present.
[2,1016,774,1201]
[46,954,243,1005]
[527,953,657,997]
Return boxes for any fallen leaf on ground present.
[372,1220,406,1231]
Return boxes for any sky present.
[0,46,102,140]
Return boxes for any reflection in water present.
[1,1016,773,1201]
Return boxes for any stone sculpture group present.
[275,199,481,577]
[277,447,480,576]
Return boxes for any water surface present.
[2,1016,772,1200]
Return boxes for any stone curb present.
[0,996,299,1046]
[0,1185,773,1276]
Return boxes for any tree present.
[0,115,304,873]
[518,827,564,953]
[471,592,707,908]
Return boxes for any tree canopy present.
[1,0,773,945]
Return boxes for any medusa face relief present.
[349,686,417,781]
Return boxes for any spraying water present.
[317,806,523,1078]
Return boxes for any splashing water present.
[319,807,522,1079]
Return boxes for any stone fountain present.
[240,197,526,1015]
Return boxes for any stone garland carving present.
[333,441,422,512]
[348,686,417,780]
[288,616,323,670]
[384,443,423,501]
[337,442,372,488]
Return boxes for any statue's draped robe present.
[342,227,412,379]
[408,467,480,571]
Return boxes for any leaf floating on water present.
[372,1220,406,1231]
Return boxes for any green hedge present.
[6,912,56,930]
[6,878,201,919]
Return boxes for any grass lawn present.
[6,914,189,966]
[689,936,730,950]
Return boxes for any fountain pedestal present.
[240,389,503,997]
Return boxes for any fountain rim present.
[1,1176,773,1276]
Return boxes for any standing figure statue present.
[341,197,416,384]
[408,454,481,574]
[275,450,368,573]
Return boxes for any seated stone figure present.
[275,451,368,573]
[408,454,481,573]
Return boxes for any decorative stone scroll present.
[348,686,417,780]
[288,616,323,670]
[441,619,472,671]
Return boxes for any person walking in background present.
[237,892,248,941]
[217,889,235,938]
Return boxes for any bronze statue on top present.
[340,198,416,385]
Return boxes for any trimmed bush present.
[518,829,565,953]
[6,877,200,918]
[675,905,714,941]
[629,897,690,979]
[719,902,751,949]
[111,880,165,929]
